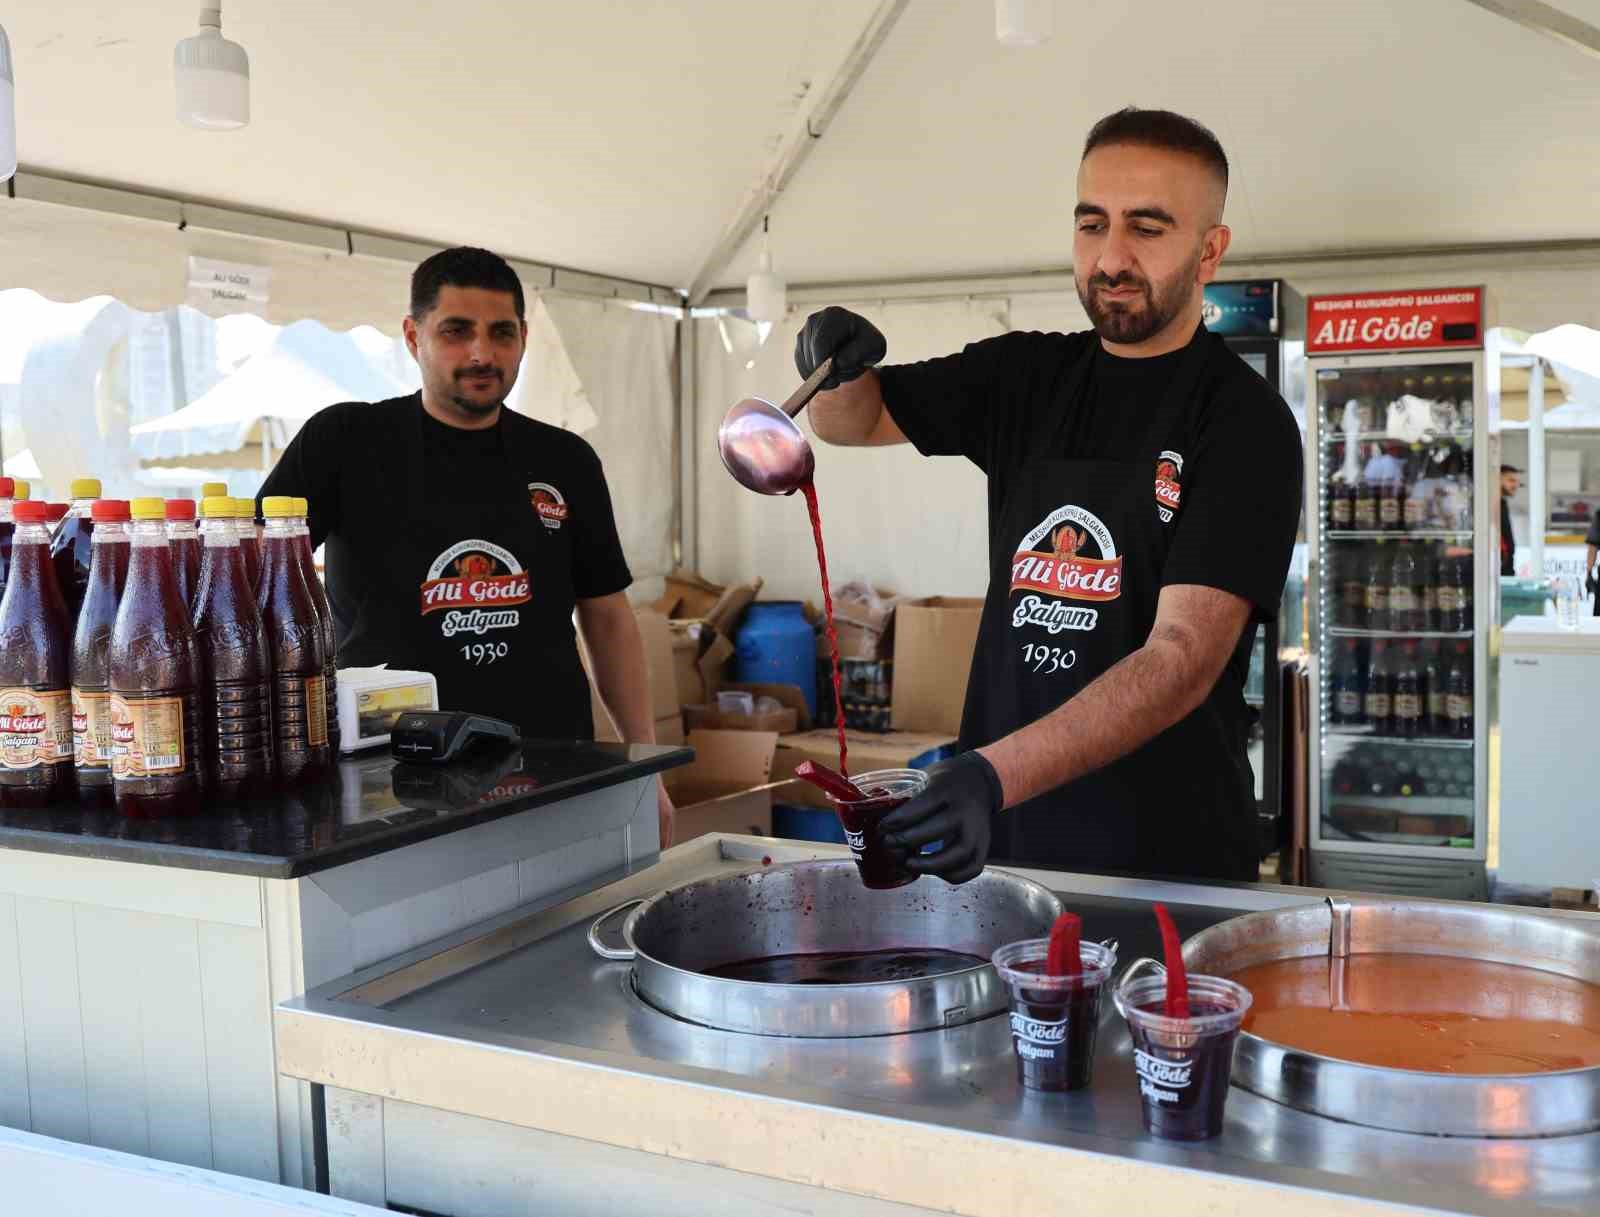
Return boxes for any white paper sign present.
[185,256,271,317]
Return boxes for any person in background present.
[1585,506,1599,616]
[1500,464,1522,577]
[259,247,674,845]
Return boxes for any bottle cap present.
[13,501,48,524]
[234,499,257,521]
[91,499,132,523]
[164,498,197,521]
[69,477,103,500]
[13,480,29,500]
[200,496,235,519]
[261,496,297,519]
[0,478,12,497]
[130,497,168,521]
[293,496,309,516]
[45,503,68,524]
[201,482,228,498]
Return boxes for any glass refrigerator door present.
[1311,354,1483,856]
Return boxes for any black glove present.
[878,752,1003,885]
[1587,572,1597,596]
[794,306,886,391]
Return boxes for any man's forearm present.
[979,622,1227,808]
[808,370,886,446]
[585,615,656,744]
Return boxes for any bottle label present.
[1354,500,1377,529]
[306,675,329,748]
[1379,498,1400,526]
[1390,588,1415,612]
[0,687,73,770]
[1394,694,1422,720]
[1336,691,1361,717]
[1437,588,1460,612]
[1403,498,1426,527]
[1447,694,1472,720]
[110,694,187,778]
[71,688,114,770]
[1428,692,1447,718]
[1331,498,1352,527]
[1367,586,1389,611]
[1365,693,1391,719]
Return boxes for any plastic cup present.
[826,768,926,890]
[992,938,1118,1091]
[1113,959,1252,1141]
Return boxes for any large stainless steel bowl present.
[1184,896,1600,1137]
[589,860,1063,1038]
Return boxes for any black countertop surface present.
[0,741,692,879]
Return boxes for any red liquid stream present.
[1154,902,1191,1018]
[1046,911,1083,977]
[799,479,847,776]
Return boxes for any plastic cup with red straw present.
[1112,904,1254,1140]
[991,910,1117,1092]
[796,760,925,889]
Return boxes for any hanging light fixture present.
[0,23,15,180]
[995,0,1053,46]
[746,214,788,325]
[175,5,250,130]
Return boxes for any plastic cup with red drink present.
[824,768,926,890]
[992,935,1117,1092]
[1113,958,1252,1141]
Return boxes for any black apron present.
[963,330,1258,881]
[335,400,594,740]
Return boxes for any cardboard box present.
[891,597,984,736]
[683,683,810,735]
[772,728,957,809]
[832,583,899,660]
[654,568,762,638]
[665,729,782,842]
[584,607,685,745]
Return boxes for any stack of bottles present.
[0,475,341,816]
[1332,545,1473,633]
[1328,638,1474,740]
[1325,437,1473,535]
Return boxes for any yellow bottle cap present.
[14,479,30,500]
[130,497,167,521]
[201,482,228,499]
[70,477,103,500]
[261,496,297,519]
[233,498,254,520]
[293,497,309,516]
[200,496,235,519]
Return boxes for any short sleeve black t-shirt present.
[877,327,1303,621]
[260,394,632,644]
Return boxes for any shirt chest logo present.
[1155,450,1184,524]
[421,540,530,636]
[528,482,569,530]
[1010,505,1122,634]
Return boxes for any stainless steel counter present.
[275,836,1600,1217]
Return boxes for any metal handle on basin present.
[1117,955,1166,993]
[587,899,645,961]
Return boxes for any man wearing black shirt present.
[1499,464,1522,577]
[796,109,1301,883]
[260,247,675,844]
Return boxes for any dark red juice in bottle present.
[165,499,202,609]
[236,500,262,590]
[257,497,330,783]
[290,498,340,757]
[0,501,76,806]
[0,477,19,597]
[193,496,274,797]
[70,500,132,804]
[50,477,101,625]
[109,498,204,818]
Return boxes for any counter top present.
[0,741,691,879]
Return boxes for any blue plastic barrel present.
[734,601,818,717]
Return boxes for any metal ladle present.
[717,356,833,496]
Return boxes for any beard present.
[1077,246,1202,345]
[446,367,509,415]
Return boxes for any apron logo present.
[421,540,531,637]
[1010,505,1122,634]
[528,482,569,530]
[1155,450,1184,524]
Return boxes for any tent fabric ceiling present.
[7,1,1600,294]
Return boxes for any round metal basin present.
[589,860,1062,1038]
[1184,896,1600,1137]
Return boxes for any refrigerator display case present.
[1304,288,1490,900]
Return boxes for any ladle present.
[717,356,834,496]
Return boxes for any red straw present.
[1045,912,1082,978]
[1154,903,1190,1018]
[794,760,866,803]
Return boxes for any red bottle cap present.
[0,478,12,497]
[13,501,48,524]
[44,503,68,523]
[164,499,197,521]
[91,499,132,523]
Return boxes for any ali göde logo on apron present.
[1009,504,1124,635]
[527,482,569,531]
[1155,450,1184,524]
[420,540,532,637]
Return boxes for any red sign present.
[1306,287,1482,354]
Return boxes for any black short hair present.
[1082,107,1229,192]
[410,246,525,320]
